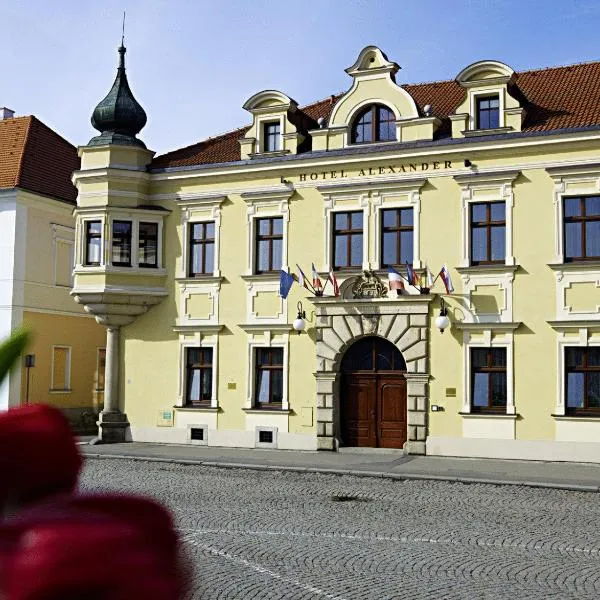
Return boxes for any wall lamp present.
[435,297,450,334]
[293,301,307,333]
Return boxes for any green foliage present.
[0,328,30,383]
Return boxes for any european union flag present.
[279,270,295,299]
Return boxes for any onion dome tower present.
[88,43,147,148]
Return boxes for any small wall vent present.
[258,430,273,444]
[190,427,204,441]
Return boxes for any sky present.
[2,0,600,156]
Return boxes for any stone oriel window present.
[188,222,215,276]
[351,104,396,144]
[85,221,102,266]
[470,201,505,265]
[186,347,213,406]
[563,196,600,261]
[255,348,284,407]
[565,347,600,415]
[333,211,363,270]
[381,208,414,267]
[476,95,500,129]
[471,348,507,413]
[255,217,283,274]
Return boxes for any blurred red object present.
[0,404,82,507]
[1,494,183,600]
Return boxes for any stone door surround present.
[312,296,432,453]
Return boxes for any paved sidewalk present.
[80,441,600,492]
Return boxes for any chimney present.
[0,107,15,120]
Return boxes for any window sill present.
[455,264,519,275]
[547,261,600,272]
[243,407,291,415]
[462,127,513,138]
[175,275,223,285]
[240,273,282,283]
[459,412,518,419]
[49,389,73,394]
[553,414,600,421]
[249,150,290,159]
[74,266,168,277]
[175,405,220,413]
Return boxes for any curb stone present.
[81,452,600,493]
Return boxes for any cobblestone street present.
[81,458,600,599]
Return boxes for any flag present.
[439,264,454,294]
[311,263,323,292]
[387,266,404,292]
[426,264,434,288]
[328,269,340,297]
[296,264,310,290]
[279,270,295,299]
[405,262,416,286]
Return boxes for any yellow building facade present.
[73,46,600,460]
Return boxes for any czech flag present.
[387,266,404,292]
[439,264,454,294]
[405,262,416,286]
[312,263,323,293]
[328,268,340,297]
[296,264,310,290]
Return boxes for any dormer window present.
[476,96,500,130]
[351,104,396,144]
[263,121,281,152]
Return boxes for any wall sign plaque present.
[351,270,388,299]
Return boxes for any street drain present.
[330,495,372,503]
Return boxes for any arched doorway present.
[340,336,407,449]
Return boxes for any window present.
[351,104,396,144]
[476,96,500,130]
[470,202,505,264]
[255,217,283,273]
[138,222,158,268]
[85,221,102,266]
[189,222,215,276]
[381,208,413,267]
[255,348,283,406]
[471,348,507,413]
[186,347,213,406]
[563,196,600,261]
[111,220,132,266]
[51,346,71,391]
[333,211,363,270]
[565,347,600,415]
[263,121,281,152]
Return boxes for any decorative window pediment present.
[240,90,307,158]
[452,60,524,137]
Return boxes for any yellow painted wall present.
[20,311,106,412]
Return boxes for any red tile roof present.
[0,116,79,203]
[152,61,600,170]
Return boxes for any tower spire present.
[88,22,147,148]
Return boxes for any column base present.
[95,412,130,444]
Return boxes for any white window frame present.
[468,88,505,131]
[246,333,289,410]
[547,166,600,264]
[455,171,519,268]
[554,327,600,416]
[371,181,425,270]
[177,333,218,409]
[178,194,226,279]
[50,345,71,392]
[241,187,292,276]
[461,329,515,415]
[256,115,284,154]
[77,214,106,268]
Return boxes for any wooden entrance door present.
[340,337,407,449]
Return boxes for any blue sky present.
[2,0,599,155]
